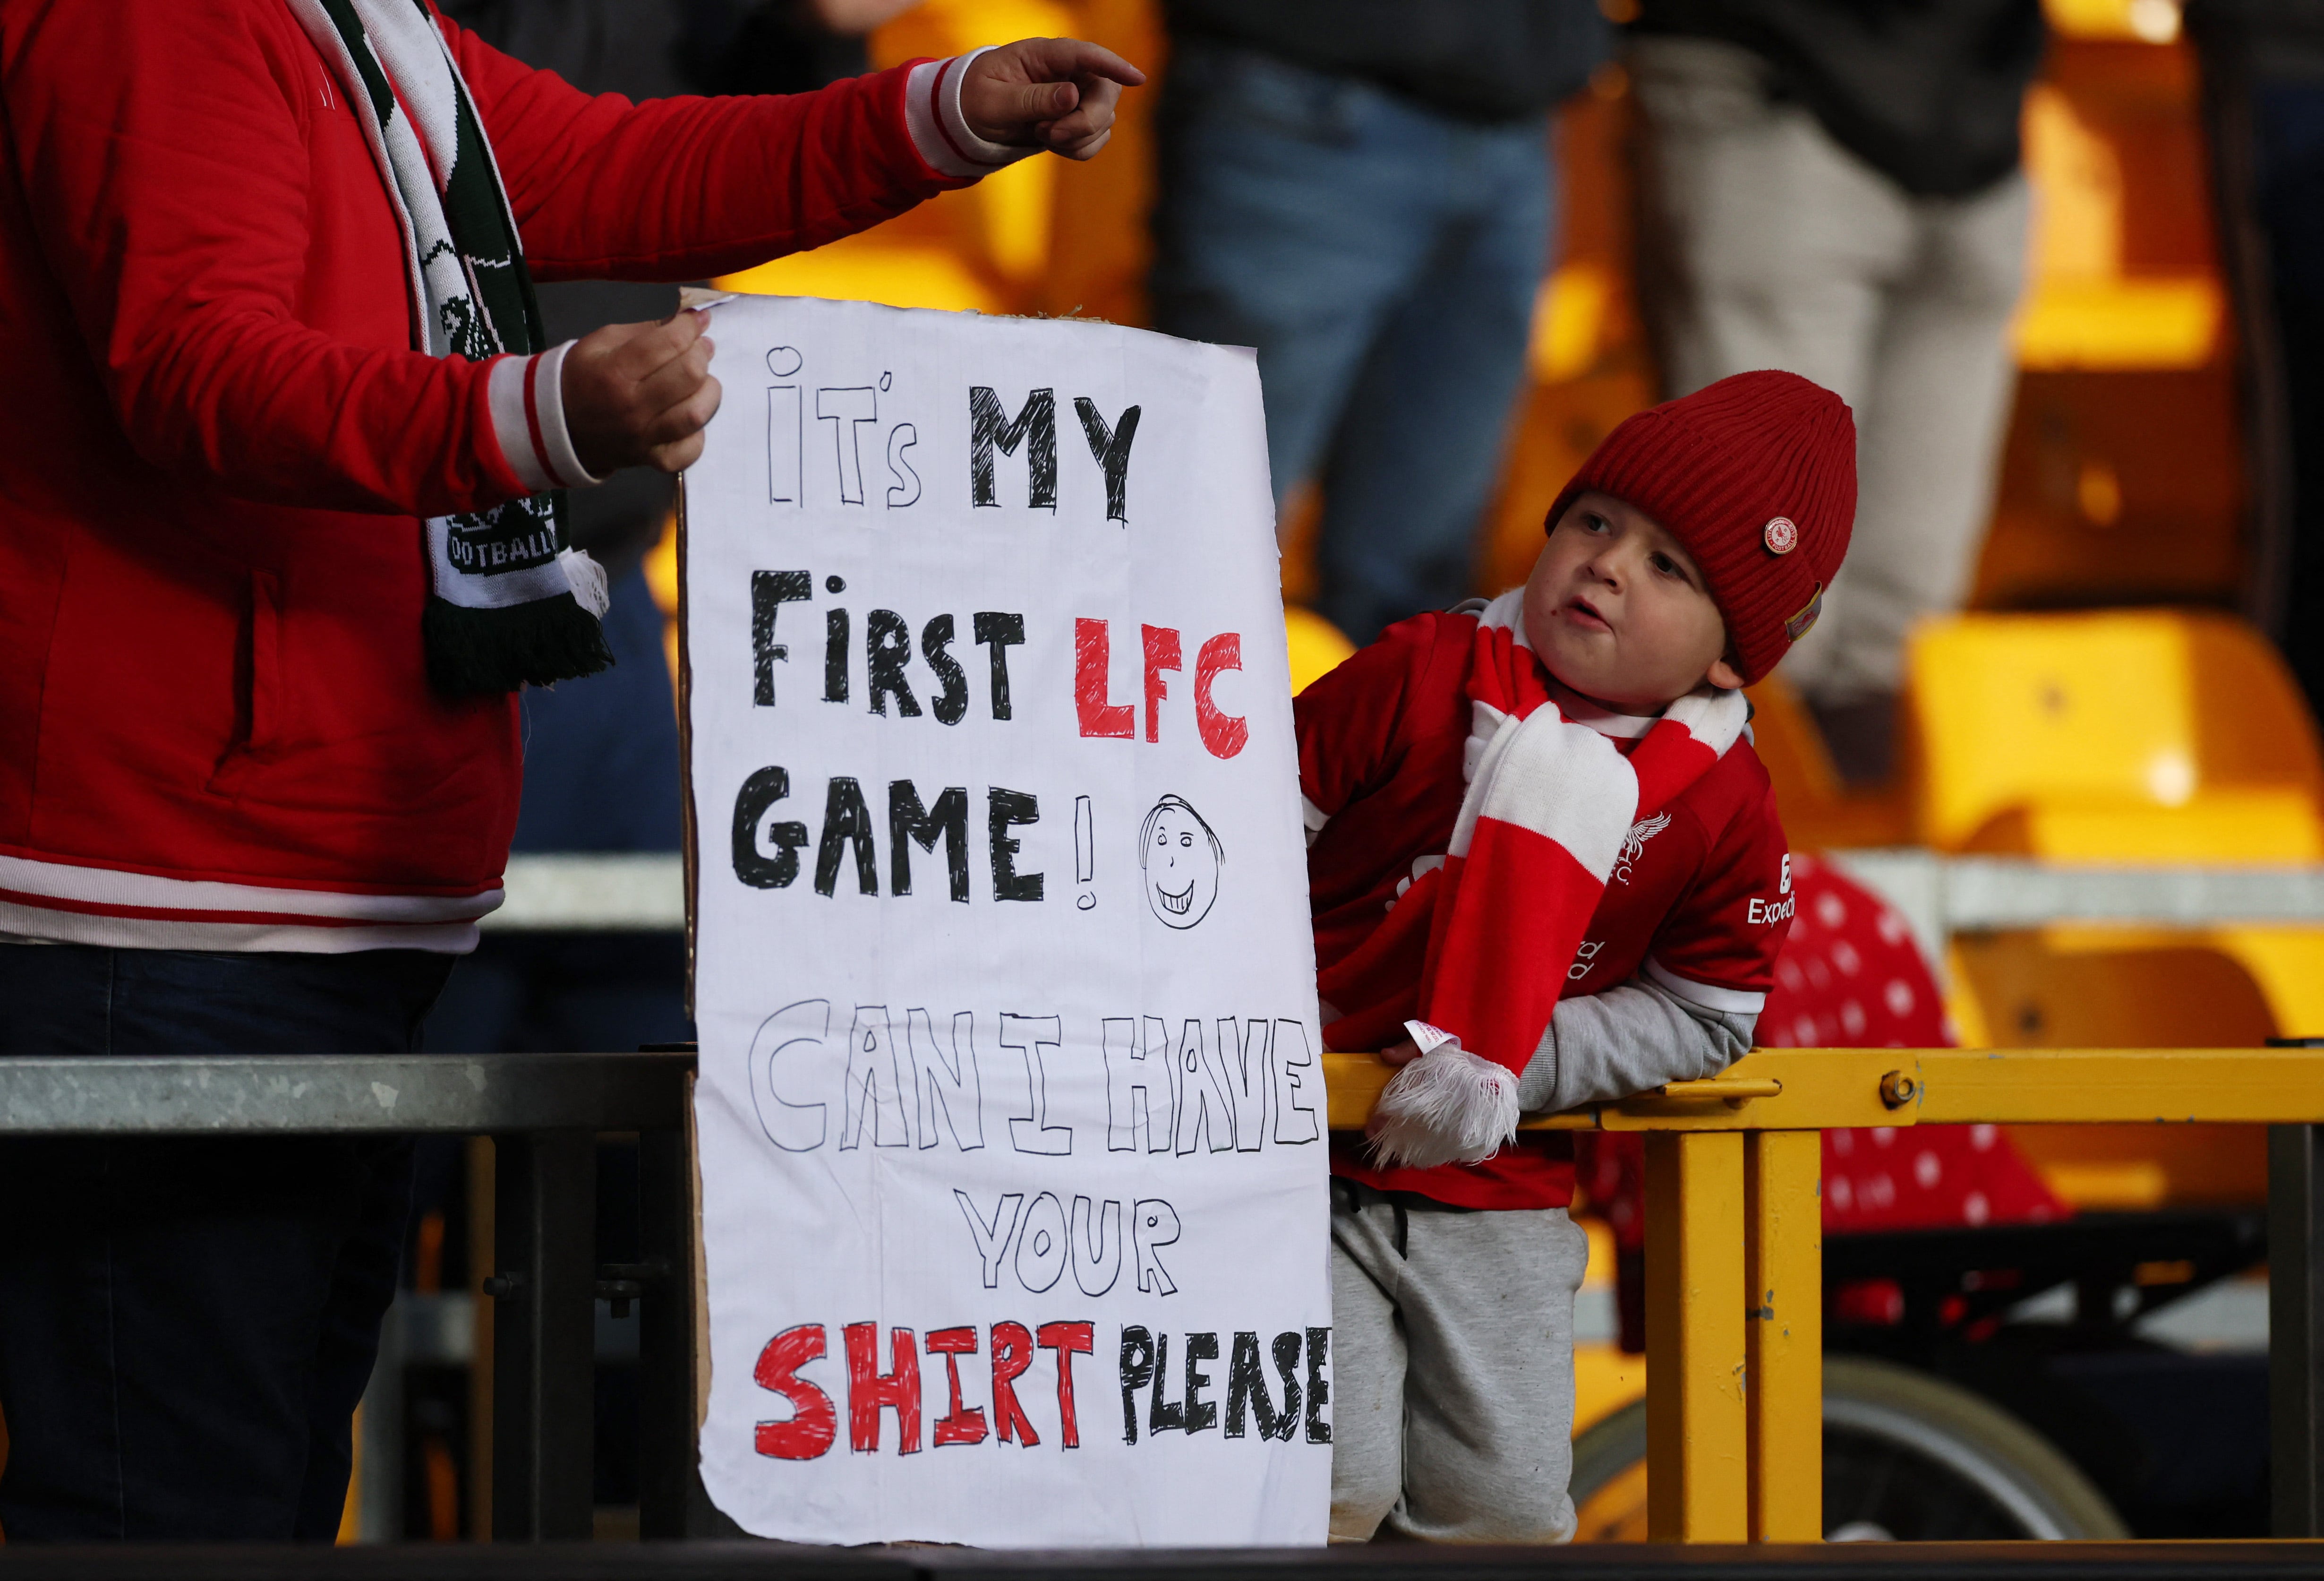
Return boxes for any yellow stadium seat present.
[1951,927,2276,1208]
[1910,610,2324,1211]
[1907,609,2324,859]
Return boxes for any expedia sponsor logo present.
[1746,894,1796,926]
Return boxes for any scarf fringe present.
[424,593,615,696]
[1366,1034,1521,1169]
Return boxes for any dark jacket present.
[1637,0,2046,197]
[1164,0,1610,122]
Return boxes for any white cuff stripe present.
[940,47,1037,168]
[0,900,484,955]
[530,339,598,490]
[1644,957,1768,1015]
[487,346,598,494]
[487,354,556,493]
[0,850,499,923]
[904,59,970,178]
[905,51,1040,180]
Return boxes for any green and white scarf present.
[287,0,613,695]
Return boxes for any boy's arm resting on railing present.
[1516,972,1755,1115]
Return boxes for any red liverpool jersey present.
[1297,609,1796,1209]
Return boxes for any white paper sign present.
[683,295,1332,1547]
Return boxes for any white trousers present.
[1632,35,2031,703]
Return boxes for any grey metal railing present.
[19,851,2303,1546]
[487,848,2324,950]
[0,1051,698,1543]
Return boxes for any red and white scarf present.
[1329,592,1748,1168]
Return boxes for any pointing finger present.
[1019,37,1145,88]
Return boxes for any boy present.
[1294,369,1854,1541]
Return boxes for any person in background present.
[1628,0,2046,786]
[682,0,923,94]
[2187,0,2324,718]
[1149,0,1611,648]
[0,0,1136,1540]
[438,0,922,99]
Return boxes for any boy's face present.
[1521,491,1744,711]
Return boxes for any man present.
[0,0,1137,1539]
[1149,0,1610,647]
[1629,0,2045,784]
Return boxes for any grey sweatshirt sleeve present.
[1515,971,1757,1114]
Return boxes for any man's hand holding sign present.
[684,298,1328,1544]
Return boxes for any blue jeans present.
[1151,37,1554,644]
[0,945,451,1540]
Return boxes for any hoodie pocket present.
[205,570,280,798]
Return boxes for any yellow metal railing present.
[1322,1045,2324,1543]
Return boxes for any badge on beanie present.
[1763,516,1798,555]
[1785,581,1824,642]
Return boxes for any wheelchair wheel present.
[1568,1355,2129,1541]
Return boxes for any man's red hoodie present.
[0,0,992,951]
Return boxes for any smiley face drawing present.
[1139,795,1222,929]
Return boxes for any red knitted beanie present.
[1543,370,1856,686]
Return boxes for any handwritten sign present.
[683,296,1331,1546]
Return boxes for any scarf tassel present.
[1366,1025,1521,1170]
[423,592,615,696]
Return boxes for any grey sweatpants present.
[1631,34,2030,705]
[1329,1186,1591,1543]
